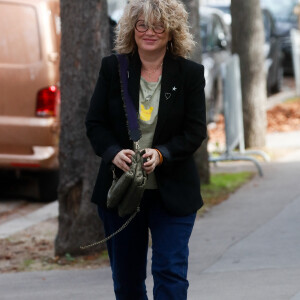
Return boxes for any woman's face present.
[134,16,171,54]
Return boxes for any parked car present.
[260,0,299,75]
[205,3,283,95]
[206,2,232,26]
[0,0,61,201]
[262,8,283,94]
[199,6,232,123]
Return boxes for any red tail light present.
[36,86,60,117]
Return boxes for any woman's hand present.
[142,148,160,174]
[112,149,135,172]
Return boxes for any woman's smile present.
[143,38,158,42]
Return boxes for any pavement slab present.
[203,194,300,273]
[188,268,300,300]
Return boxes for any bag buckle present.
[134,141,140,151]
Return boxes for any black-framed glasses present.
[135,20,165,34]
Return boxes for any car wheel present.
[38,170,59,202]
[271,65,283,94]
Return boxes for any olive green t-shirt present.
[137,76,162,189]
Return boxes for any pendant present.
[165,93,171,100]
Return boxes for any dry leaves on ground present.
[208,98,300,145]
[267,99,300,132]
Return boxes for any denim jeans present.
[98,189,196,300]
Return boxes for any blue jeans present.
[98,189,196,300]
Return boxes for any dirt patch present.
[0,218,109,273]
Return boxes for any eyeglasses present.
[135,20,165,34]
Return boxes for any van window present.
[0,3,41,64]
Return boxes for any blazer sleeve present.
[155,63,207,164]
[85,57,122,164]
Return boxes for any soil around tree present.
[0,218,109,273]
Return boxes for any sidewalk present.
[188,148,300,300]
[0,137,300,299]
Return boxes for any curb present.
[0,201,58,239]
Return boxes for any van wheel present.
[38,170,59,202]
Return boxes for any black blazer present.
[85,51,207,216]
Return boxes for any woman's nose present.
[145,27,155,35]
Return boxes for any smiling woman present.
[85,0,207,299]
[114,0,195,57]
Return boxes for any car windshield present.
[260,0,298,22]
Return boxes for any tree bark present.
[231,0,267,147]
[182,0,210,184]
[55,0,110,255]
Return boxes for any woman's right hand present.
[112,149,135,172]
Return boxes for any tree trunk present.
[182,0,210,184]
[55,0,110,256]
[231,0,267,147]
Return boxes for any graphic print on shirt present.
[140,104,154,121]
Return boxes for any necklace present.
[142,76,161,102]
[142,63,163,80]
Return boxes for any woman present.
[85,0,207,299]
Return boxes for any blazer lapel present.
[153,52,180,145]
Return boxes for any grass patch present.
[199,172,254,215]
[284,97,300,104]
[23,259,34,269]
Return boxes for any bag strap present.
[80,208,140,250]
[116,54,141,144]
[80,55,142,250]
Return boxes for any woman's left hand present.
[142,149,160,174]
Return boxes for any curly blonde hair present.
[114,0,195,58]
